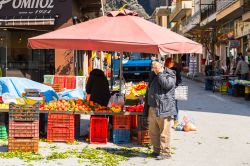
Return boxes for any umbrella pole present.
[5,37,7,76]
[119,52,123,95]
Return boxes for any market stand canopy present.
[28,9,202,55]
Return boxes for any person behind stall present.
[144,61,176,160]
[86,69,111,106]
[234,56,249,80]
[226,56,231,74]
[164,58,182,128]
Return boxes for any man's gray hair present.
[152,61,163,68]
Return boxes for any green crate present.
[0,125,7,139]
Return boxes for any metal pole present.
[119,52,123,95]
[5,37,7,76]
[100,0,105,16]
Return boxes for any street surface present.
[121,78,250,166]
[0,78,250,166]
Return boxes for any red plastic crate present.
[64,76,76,89]
[138,130,150,145]
[9,121,39,138]
[8,137,39,152]
[130,115,138,129]
[54,75,65,88]
[48,114,75,128]
[90,116,108,144]
[113,115,131,129]
[47,127,74,143]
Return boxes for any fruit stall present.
[0,77,149,152]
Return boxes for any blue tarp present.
[0,77,58,102]
[57,88,85,100]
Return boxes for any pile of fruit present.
[132,82,147,96]
[88,101,112,113]
[109,102,123,113]
[0,103,9,109]
[40,99,115,113]
[0,96,9,109]
[125,104,144,112]
[39,99,91,112]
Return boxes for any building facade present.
[168,0,250,74]
[0,0,103,82]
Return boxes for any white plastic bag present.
[175,85,188,100]
[108,94,124,108]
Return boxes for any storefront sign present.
[235,20,250,38]
[0,0,71,26]
[229,40,240,48]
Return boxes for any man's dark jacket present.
[144,68,177,118]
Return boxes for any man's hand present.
[154,67,164,74]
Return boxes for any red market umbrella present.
[28,9,202,55]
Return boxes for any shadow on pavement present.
[96,144,152,159]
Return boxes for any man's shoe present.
[172,120,179,129]
[156,154,171,160]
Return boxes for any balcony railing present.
[201,4,216,21]
[170,0,192,21]
[182,11,200,33]
[216,0,236,11]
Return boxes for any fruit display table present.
[0,109,143,115]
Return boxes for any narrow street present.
[1,78,250,166]
[122,78,250,166]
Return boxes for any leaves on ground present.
[46,152,70,160]
[0,145,157,166]
[39,138,47,142]
[49,145,60,150]
[0,151,44,162]
[218,136,229,139]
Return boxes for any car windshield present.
[129,52,151,60]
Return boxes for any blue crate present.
[227,88,233,95]
[113,129,130,144]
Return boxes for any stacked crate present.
[130,115,138,129]
[89,116,108,144]
[8,103,39,152]
[112,115,131,144]
[245,86,250,101]
[47,114,75,143]
[64,76,76,89]
[137,116,150,145]
[54,75,65,89]
[0,125,7,140]
[0,113,7,140]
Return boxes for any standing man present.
[144,61,177,160]
[234,56,249,80]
